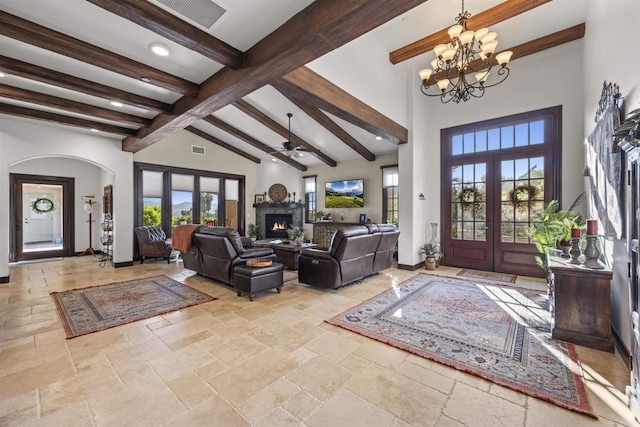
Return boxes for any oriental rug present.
[51,276,215,339]
[327,273,595,418]
[457,269,517,283]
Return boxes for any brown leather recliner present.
[181,226,275,286]
[134,225,173,263]
[298,224,399,289]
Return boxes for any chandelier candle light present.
[418,0,513,103]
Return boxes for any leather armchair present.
[134,226,173,263]
[181,226,275,286]
[298,224,399,289]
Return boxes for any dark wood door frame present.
[10,174,75,261]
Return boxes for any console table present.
[548,256,614,352]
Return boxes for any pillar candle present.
[571,228,581,238]
[586,219,597,235]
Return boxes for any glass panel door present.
[22,183,63,253]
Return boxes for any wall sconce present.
[418,193,426,200]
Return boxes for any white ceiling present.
[0,0,587,167]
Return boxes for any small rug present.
[51,275,215,339]
[327,273,595,418]
[457,269,517,283]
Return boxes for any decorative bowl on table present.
[246,258,273,268]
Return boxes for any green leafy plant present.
[314,210,324,220]
[527,194,585,271]
[287,226,305,240]
[419,243,442,258]
[248,223,260,238]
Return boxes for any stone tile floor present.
[0,257,637,426]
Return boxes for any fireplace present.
[265,214,293,239]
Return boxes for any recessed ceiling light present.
[376,136,382,140]
[149,42,170,57]
[140,77,151,83]
[0,72,5,78]
[110,101,124,107]
[271,158,277,162]
[90,128,99,132]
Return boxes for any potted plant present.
[287,226,305,245]
[314,210,324,222]
[527,194,584,271]
[419,243,442,270]
[248,223,260,241]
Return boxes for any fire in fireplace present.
[265,214,293,239]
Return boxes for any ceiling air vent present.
[157,0,227,29]
[191,145,206,156]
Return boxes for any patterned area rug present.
[457,269,517,283]
[51,276,215,339]
[327,273,595,418]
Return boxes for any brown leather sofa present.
[298,224,399,289]
[134,225,173,263]
[180,226,275,286]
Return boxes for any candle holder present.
[568,237,581,264]
[583,235,604,269]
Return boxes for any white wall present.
[0,118,133,278]
[582,0,640,353]
[304,153,398,237]
[10,157,104,251]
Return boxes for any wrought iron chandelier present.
[418,0,513,104]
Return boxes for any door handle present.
[483,222,491,230]
[16,221,21,232]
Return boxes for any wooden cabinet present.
[548,257,613,352]
[312,222,360,248]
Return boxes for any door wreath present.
[31,197,55,214]
[508,184,539,212]
[458,186,484,213]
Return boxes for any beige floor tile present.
[304,332,361,362]
[209,334,270,367]
[281,390,322,421]
[152,313,221,343]
[254,407,303,426]
[429,361,493,392]
[352,339,408,370]
[21,402,94,427]
[164,396,249,426]
[394,359,455,394]
[194,359,229,381]
[344,363,448,425]
[444,382,525,427]
[339,353,370,372]
[249,322,315,354]
[238,378,300,423]
[166,371,217,409]
[286,356,353,401]
[0,391,38,426]
[208,316,259,340]
[305,389,396,427]
[235,304,277,321]
[207,349,298,405]
[525,397,605,426]
[66,328,130,363]
[287,347,318,366]
[149,342,215,381]
[0,356,76,400]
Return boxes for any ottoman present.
[234,262,284,301]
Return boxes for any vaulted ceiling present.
[0,0,586,171]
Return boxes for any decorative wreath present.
[458,186,484,213]
[31,197,55,214]
[508,184,539,211]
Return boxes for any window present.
[382,165,398,226]
[304,175,317,222]
[135,163,245,237]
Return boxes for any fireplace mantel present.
[254,202,304,240]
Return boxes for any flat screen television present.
[325,179,364,208]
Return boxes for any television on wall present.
[325,179,364,208]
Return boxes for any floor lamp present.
[80,193,96,256]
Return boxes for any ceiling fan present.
[269,113,310,158]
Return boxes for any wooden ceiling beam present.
[203,116,307,171]
[0,102,137,135]
[425,24,585,85]
[389,0,552,65]
[0,11,199,96]
[272,83,376,161]
[0,84,150,126]
[185,126,261,163]
[0,56,170,113]
[278,67,407,144]
[232,99,337,167]
[122,0,426,152]
[87,0,243,68]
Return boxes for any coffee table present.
[252,241,318,270]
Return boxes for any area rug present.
[457,269,517,283]
[327,273,595,418]
[51,276,215,339]
[283,270,298,283]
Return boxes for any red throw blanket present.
[172,224,200,253]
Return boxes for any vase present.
[424,256,436,270]
[295,237,303,245]
[429,223,442,267]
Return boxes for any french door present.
[442,107,561,277]
[10,174,74,261]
